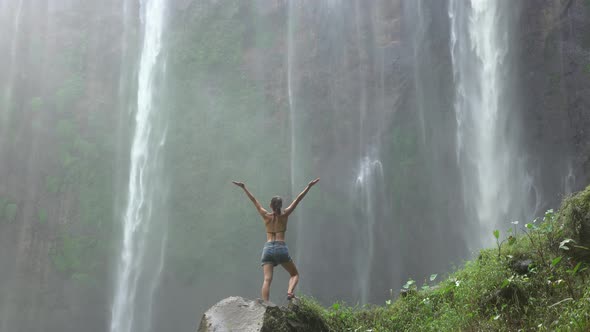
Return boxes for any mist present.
[0,1,588,331]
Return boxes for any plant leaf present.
[403,279,415,289]
[493,230,500,239]
[501,279,510,288]
[430,274,438,281]
[551,256,563,267]
[559,239,575,251]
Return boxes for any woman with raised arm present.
[232,178,320,302]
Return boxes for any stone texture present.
[197,296,329,332]
[198,297,268,332]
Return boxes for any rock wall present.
[519,0,590,206]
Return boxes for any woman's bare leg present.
[281,261,299,295]
[261,264,274,301]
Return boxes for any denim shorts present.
[260,241,292,266]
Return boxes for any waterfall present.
[449,0,534,247]
[0,0,24,160]
[110,0,168,331]
[354,154,385,304]
[286,1,400,304]
[287,0,301,263]
[0,2,25,330]
[564,161,576,195]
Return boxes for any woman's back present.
[264,213,288,242]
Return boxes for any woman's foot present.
[287,292,296,301]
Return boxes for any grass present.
[291,185,590,331]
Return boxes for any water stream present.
[110,0,168,331]
[449,0,536,248]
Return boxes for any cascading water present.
[0,0,24,161]
[564,161,576,195]
[449,0,535,247]
[354,153,385,304]
[0,3,25,330]
[287,0,302,265]
[287,1,401,304]
[110,1,168,331]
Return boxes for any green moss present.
[4,203,17,223]
[54,75,85,114]
[30,96,43,113]
[44,175,61,194]
[262,299,329,332]
[38,208,47,224]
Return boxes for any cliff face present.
[0,1,134,331]
[519,0,590,203]
[0,1,589,331]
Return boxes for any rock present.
[560,186,590,262]
[197,296,329,332]
[399,289,417,298]
[482,284,528,311]
[198,297,269,332]
[510,259,533,275]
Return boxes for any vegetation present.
[291,185,590,331]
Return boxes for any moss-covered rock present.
[197,296,328,332]
[559,185,590,261]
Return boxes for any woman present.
[232,178,320,302]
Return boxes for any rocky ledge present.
[197,296,328,332]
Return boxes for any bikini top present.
[265,214,288,233]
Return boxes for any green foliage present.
[50,233,99,282]
[403,279,416,290]
[4,203,18,223]
[54,75,85,114]
[38,208,47,224]
[30,97,43,113]
[44,175,61,194]
[291,185,590,331]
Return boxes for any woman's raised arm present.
[232,181,268,217]
[284,178,319,216]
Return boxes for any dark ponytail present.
[270,196,282,216]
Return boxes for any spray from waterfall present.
[110,0,168,331]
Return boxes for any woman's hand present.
[308,178,320,187]
[232,181,245,188]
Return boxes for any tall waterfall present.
[110,0,168,331]
[287,1,401,304]
[449,0,536,248]
[0,0,24,163]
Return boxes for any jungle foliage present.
[294,185,590,331]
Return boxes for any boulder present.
[559,186,590,262]
[197,296,329,332]
[198,297,267,332]
[510,258,533,275]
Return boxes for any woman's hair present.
[270,196,282,215]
